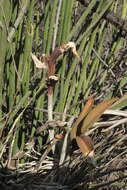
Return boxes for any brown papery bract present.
[70,96,94,140]
[76,135,94,156]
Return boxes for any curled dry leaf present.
[31,53,47,69]
[76,135,94,157]
[62,41,80,60]
[31,41,80,71]
[49,75,59,81]
[76,135,96,166]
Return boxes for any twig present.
[36,138,58,170]
[33,107,76,118]
[105,149,127,167]
[92,48,115,77]
[107,134,127,153]
[102,118,127,132]
[104,109,127,117]
[86,120,119,135]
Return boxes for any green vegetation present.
[0,1,127,187]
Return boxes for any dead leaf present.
[81,98,118,134]
[70,96,94,140]
[63,42,80,60]
[49,75,59,81]
[76,135,94,156]
[31,53,47,69]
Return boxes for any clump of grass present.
[0,0,127,188]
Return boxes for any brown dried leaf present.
[70,96,94,140]
[81,98,118,134]
[76,135,94,156]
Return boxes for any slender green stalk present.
[0,0,11,117]
[22,0,35,93]
[68,0,97,40]
[45,0,58,53]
